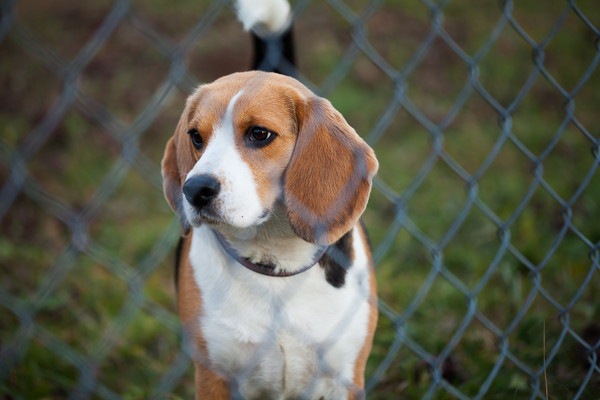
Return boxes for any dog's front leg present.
[194,364,230,400]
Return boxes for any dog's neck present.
[212,204,324,275]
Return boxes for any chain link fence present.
[1,0,599,398]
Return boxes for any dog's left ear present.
[162,117,192,236]
[284,96,378,245]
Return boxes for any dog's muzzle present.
[183,174,221,210]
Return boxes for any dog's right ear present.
[162,117,191,236]
[284,96,378,246]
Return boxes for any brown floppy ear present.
[284,96,378,245]
[162,119,191,236]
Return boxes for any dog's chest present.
[188,226,371,399]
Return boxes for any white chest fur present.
[188,225,372,399]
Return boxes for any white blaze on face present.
[184,91,266,228]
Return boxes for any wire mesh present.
[1,0,599,398]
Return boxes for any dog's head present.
[162,71,378,245]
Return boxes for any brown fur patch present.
[231,79,301,205]
[177,233,230,399]
[284,96,379,245]
[351,222,378,396]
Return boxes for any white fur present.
[235,0,291,33]
[184,91,267,229]
[189,224,372,399]
[220,202,325,274]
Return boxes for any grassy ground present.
[1,0,599,398]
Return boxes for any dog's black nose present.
[183,174,221,209]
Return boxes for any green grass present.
[1,0,599,398]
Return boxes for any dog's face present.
[162,71,378,245]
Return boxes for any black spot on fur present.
[320,230,354,288]
[174,237,184,292]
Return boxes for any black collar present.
[212,229,329,277]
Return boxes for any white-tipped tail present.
[235,0,291,34]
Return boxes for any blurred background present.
[1,0,599,398]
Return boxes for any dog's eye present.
[187,128,203,150]
[247,126,275,144]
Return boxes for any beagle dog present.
[162,71,379,399]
